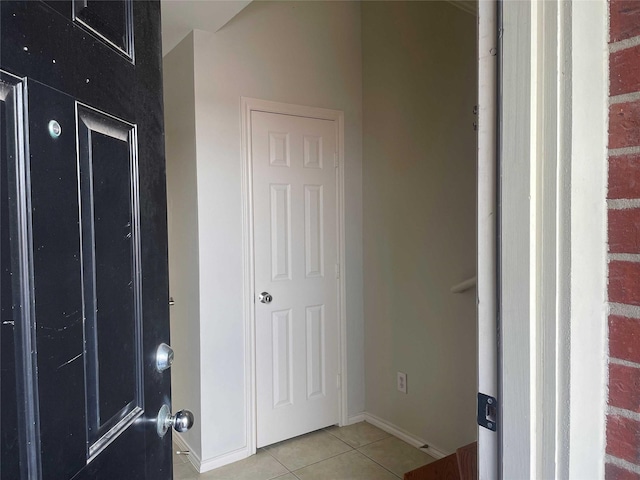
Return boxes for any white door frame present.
[476,1,498,478]
[240,97,347,455]
[500,1,608,478]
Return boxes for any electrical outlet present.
[397,372,407,394]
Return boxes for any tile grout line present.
[289,448,356,474]
[323,425,392,450]
[356,448,402,478]
[355,443,405,479]
[264,429,358,474]
[262,446,294,474]
[318,426,400,477]
[176,425,409,479]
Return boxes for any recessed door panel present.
[74,0,134,58]
[77,105,143,459]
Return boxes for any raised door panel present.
[303,136,323,169]
[76,104,144,460]
[73,0,134,58]
[304,185,324,278]
[270,184,292,282]
[305,305,325,400]
[272,309,293,408]
[269,132,290,168]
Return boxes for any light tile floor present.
[173,422,436,480]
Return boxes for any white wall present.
[362,1,477,454]
[189,1,364,464]
[164,32,202,454]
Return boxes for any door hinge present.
[337,373,342,389]
[477,393,497,431]
[335,263,340,279]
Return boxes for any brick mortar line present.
[610,35,640,53]
[610,303,640,319]
[609,146,640,157]
[611,91,640,105]
[609,406,640,422]
[610,357,640,370]
[606,454,640,475]
[609,253,640,262]
[608,199,640,210]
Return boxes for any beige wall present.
[164,0,478,466]
[164,1,364,465]
[164,32,202,454]
[362,1,477,454]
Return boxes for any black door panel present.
[1,1,172,479]
[28,80,87,480]
[1,1,136,125]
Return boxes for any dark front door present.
[0,2,177,479]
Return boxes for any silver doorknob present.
[258,292,273,304]
[156,405,195,437]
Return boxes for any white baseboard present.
[173,433,201,472]
[346,413,366,425]
[360,412,450,460]
[175,412,450,473]
[173,433,252,473]
[199,447,251,473]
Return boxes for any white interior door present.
[252,111,339,448]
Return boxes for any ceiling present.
[160,0,252,55]
[160,0,476,56]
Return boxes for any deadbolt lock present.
[155,343,174,372]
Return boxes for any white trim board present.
[349,413,449,460]
[174,433,251,474]
[476,0,498,478]
[177,412,447,474]
[173,433,200,472]
[240,97,348,456]
[345,413,366,426]
[567,1,608,478]
[500,1,608,477]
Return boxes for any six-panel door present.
[252,111,340,448]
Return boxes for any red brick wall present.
[607,1,640,478]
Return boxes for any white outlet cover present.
[397,372,407,394]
